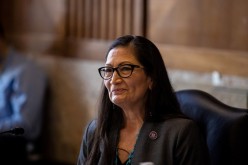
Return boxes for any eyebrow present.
[105,61,135,66]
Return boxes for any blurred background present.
[0,0,247,164]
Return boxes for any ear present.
[148,78,153,90]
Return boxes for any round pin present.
[149,131,158,140]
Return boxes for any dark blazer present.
[77,118,210,165]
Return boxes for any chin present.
[111,98,125,107]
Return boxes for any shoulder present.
[159,117,197,130]
[86,120,97,132]
[171,117,200,134]
[83,120,97,142]
[163,117,203,140]
[147,117,200,138]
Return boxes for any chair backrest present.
[176,89,248,165]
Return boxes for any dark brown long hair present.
[86,35,181,164]
[0,22,4,39]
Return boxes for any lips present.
[111,88,126,95]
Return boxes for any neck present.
[122,110,144,130]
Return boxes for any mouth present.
[111,88,126,95]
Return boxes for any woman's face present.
[104,46,152,109]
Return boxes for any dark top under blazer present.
[77,118,210,165]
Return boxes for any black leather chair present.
[176,89,248,165]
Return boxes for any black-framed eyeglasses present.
[98,64,143,80]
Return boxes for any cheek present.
[135,77,152,94]
[129,79,148,94]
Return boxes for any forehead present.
[105,46,139,64]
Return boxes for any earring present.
[149,84,153,90]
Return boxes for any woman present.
[77,35,209,165]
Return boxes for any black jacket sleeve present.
[77,120,97,165]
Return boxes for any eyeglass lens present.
[99,65,135,79]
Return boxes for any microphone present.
[0,127,25,136]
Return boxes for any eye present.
[102,67,113,72]
[119,65,132,72]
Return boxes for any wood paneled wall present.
[148,0,248,51]
[65,0,146,57]
[147,0,248,77]
[0,0,247,77]
[0,0,146,54]
[0,0,67,54]
[67,0,145,40]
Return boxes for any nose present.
[110,70,122,84]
